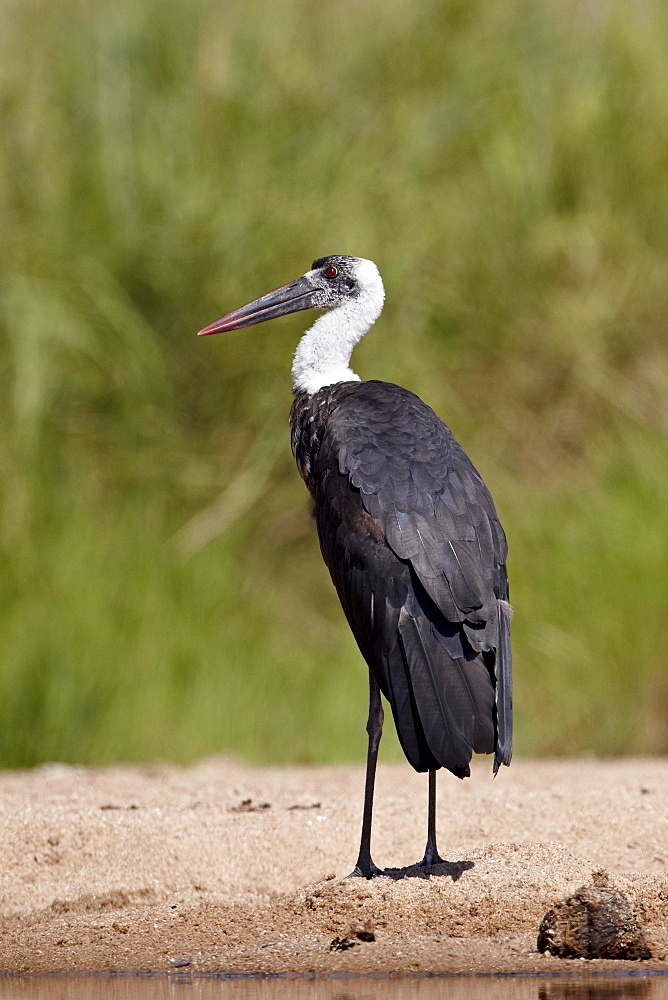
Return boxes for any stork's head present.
[197,255,384,336]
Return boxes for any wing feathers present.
[299,380,512,778]
[397,608,495,769]
[493,599,513,772]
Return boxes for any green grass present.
[0,0,666,767]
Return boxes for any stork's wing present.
[314,380,512,774]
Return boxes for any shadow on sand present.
[377,859,474,882]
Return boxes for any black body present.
[291,379,512,778]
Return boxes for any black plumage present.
[291,380,512,780]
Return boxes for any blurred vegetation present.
[0,0,666,768]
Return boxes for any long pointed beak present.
[197,275,317,336]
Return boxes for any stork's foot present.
[348,858,384,879]
[410,856,447,872]
[410,843,447,871]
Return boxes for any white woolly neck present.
[291,259,385,395]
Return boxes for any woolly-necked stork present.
[198,255,512,877]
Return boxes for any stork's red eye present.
[324,266,338,278]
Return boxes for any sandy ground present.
[0,756,666,977]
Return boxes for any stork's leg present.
[350,670,384,878]
[415,770,446,869]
